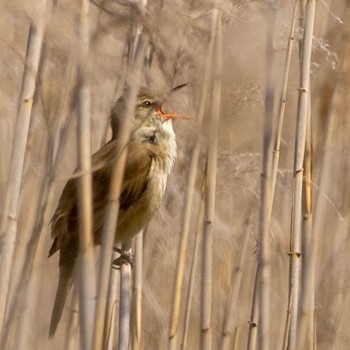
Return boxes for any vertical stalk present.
[104,254,119,350]
[0,2,49,335]
[298,5,350,348]
[221,209,252,350]
[76,1,96,349]
[117,3,149,349]
[15,76,75,350]
[297,89,313,350]
[1,54,76,350]
[232,327,240,350]
[119,246,132,350]
[92,7,146,348]
[65,292,79,350]
[282,1,306,346]
[181,193,204,350]
[201,9,222,350]
[287,1,316,349]
[168,104,203,350]
[270,0,298,215]
[257,1,277,349]
[298,0,307,60]
[92,73,142,350]
[134,231,144,350]
[168,4,214,346]
[247,265,259,350]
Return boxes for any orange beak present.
[156,106,190,120]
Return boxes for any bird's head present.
[110,84,189,140]
[135,88,161,116]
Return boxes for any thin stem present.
[270,0,298,218]
[0,4,49,336]
[119,241,133,350]
[221,208,253,350]
[201,9,222,350]
[168,8,213,346]
[76,0,96,347]
[92,24,146,350]
[134,231,144,350]
[104,255,119,350]
[181,189,205,350]
[297,87,313,350]
[287,1,316,349]
[117,4,149,349]
[65,291,79,350]
[298,5,350,348]
[257,1,277,348]
[247,264,259,350]
[14,68,76,350]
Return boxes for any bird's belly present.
[115,174,168,243]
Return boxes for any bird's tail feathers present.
[49,263,74,338]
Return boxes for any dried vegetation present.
[0,0,349,349]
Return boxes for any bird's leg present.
[112,245,134,269]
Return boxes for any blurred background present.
[0,0,349,349]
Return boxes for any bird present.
[48,86,182,337]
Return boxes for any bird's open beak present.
[156,106,190,120]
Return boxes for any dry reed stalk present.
[282,284,293,350]
[298,6,350,347]
[133,230,144,350]
[92,80,142,350]
[201,8,222,350]
[246,265,258,350]
[106,286,118,350]
[1,52,77,350]
[298,0,307,59]
[92,21,146,350]
[16,91,77,350]
[256,1,277,349]
[168,6,215,347]
[118,241,133,350]
[116,4,149,349]
[0,2,50,337]
[232,327,240,350]
[168,99,203,350]
[0,178,45,349]
[76,1,96,349]
[65,292,79,350]
[181,192,204,350]
[269,0,298,217]
[282,2,306,347]
[325,18,350,348]
[221,208,253,350]
[11,189,46,348]
[104,254,119,350]
[0,173,45,348]
[297,90,313,350]
[286,1,316,349]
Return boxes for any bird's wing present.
[49,140,158,255]
[91,140,157,211]
[49,141,116,256]
[120,142,156,210]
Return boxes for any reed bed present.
[0,0,349,349]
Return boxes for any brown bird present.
[48,87,180,337]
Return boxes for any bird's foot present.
[112,248,134,269]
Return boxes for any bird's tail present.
[49,263,74,338]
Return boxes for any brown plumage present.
[48,88,177,337]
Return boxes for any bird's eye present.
[142,100,152,107]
